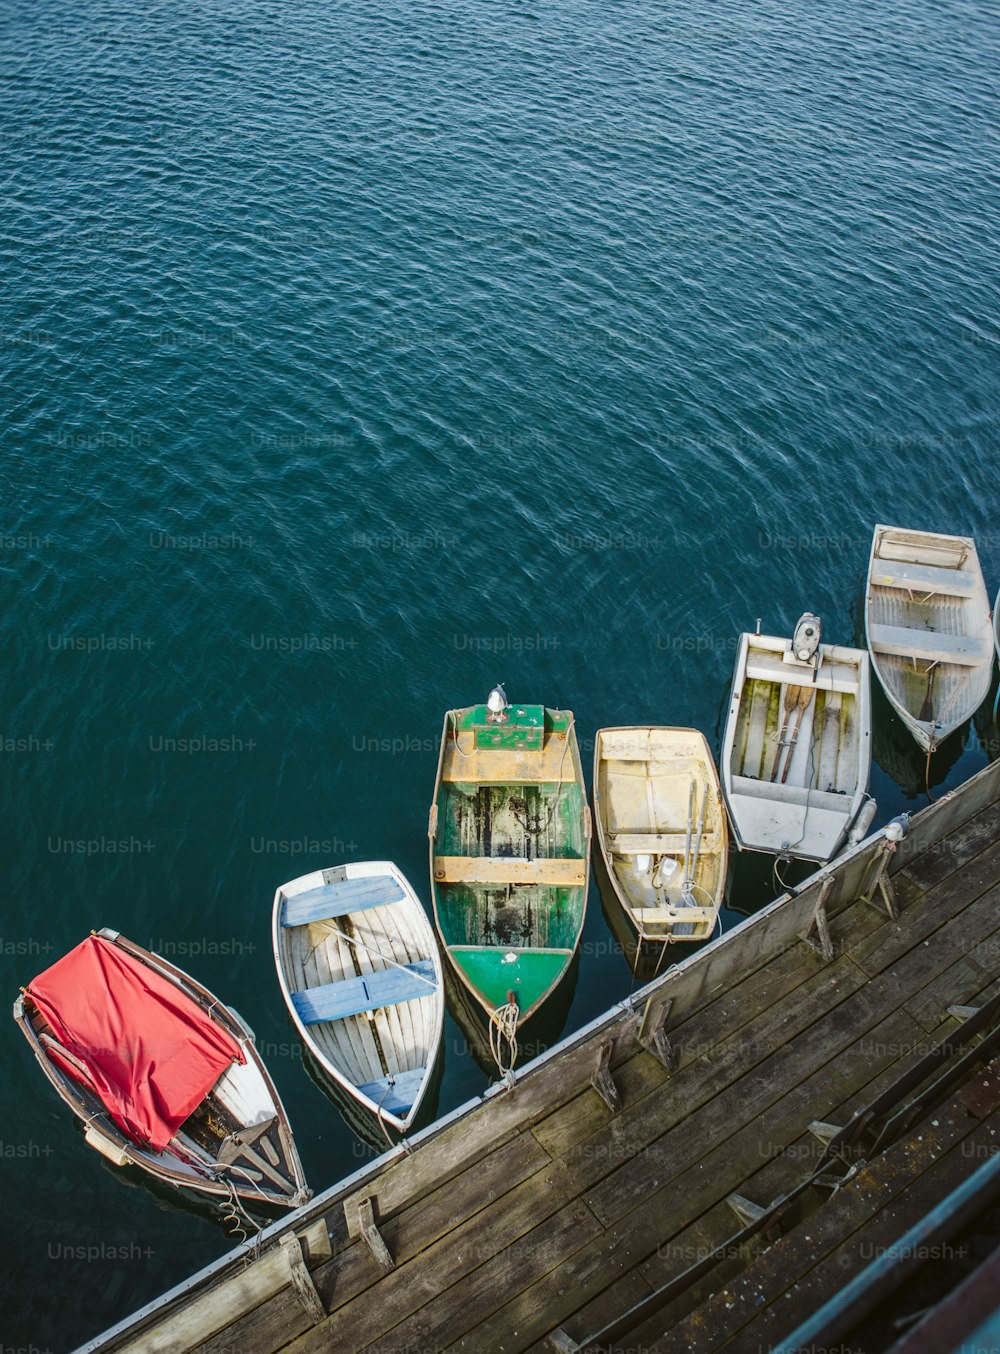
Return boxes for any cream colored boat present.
[866,525,993,752]
[593,727,728,945]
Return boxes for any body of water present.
[1,0,998,1346]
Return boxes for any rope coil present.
[489,1000,520,1086]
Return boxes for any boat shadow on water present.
[722,845,813,920]
[870,679,968,800]
[78,1129,292,1239]
[300,1043,445,1158]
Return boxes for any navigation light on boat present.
[792,612,822,663]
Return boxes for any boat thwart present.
[593,726,728,946]
[428,688,590,1033]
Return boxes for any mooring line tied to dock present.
[489,997,520,1087]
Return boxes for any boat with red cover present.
[13,929,310,1210]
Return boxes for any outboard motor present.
[792,612,822,664]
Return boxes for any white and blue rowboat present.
[272,861,444,1136]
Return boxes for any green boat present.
[428,689,590,1031]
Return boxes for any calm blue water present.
[2,0,998,1346]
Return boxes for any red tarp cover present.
[27,935,245,1152]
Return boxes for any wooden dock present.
[79,755,1000,1354]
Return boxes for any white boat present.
[721,619,873,862]
[593,727,728,945]
[865,524,994,752]
[994,586,999,666]
[14,929,310,1210]
[272,861,444,1136]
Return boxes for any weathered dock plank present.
[853,837,1000,977]
[638,1066,1000,1354]
[582,883,1000,1231]
[529,910,885,1161]
[893,795,1000,893]
[475,997,962,1354]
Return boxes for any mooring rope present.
[488,1001,520,1086]
[217,1169,262,1246]
[374,1075,399,1151]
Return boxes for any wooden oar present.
[770,684,807,781]
[778,686,815,785]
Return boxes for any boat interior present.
[596,729,725,939]
[730,640,863,799]
[276,879,439,1123]
[433,780,586,950]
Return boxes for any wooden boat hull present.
[593,727,728,946]
[272,861,444,1136]
[14,929,310,1209]
[429,701,590,1028]
[865,524,993,752]
[722,631,872,862]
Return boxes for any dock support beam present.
[592,1040,622,1114]
[801,874,837,961]
[279,1234,326,1324]
[808,1120,845,1147]
[727,1193,767,1227]
[547,1329,578,1353]
[859,837,900,920]
[638,994,677,1073]
[354,1196,395,1273]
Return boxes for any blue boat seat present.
[281,875,404,928]
[291,960,437,1025]
[356,1066,427,1117]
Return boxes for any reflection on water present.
[871,680,968,801]
[300,1043,444,1160]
